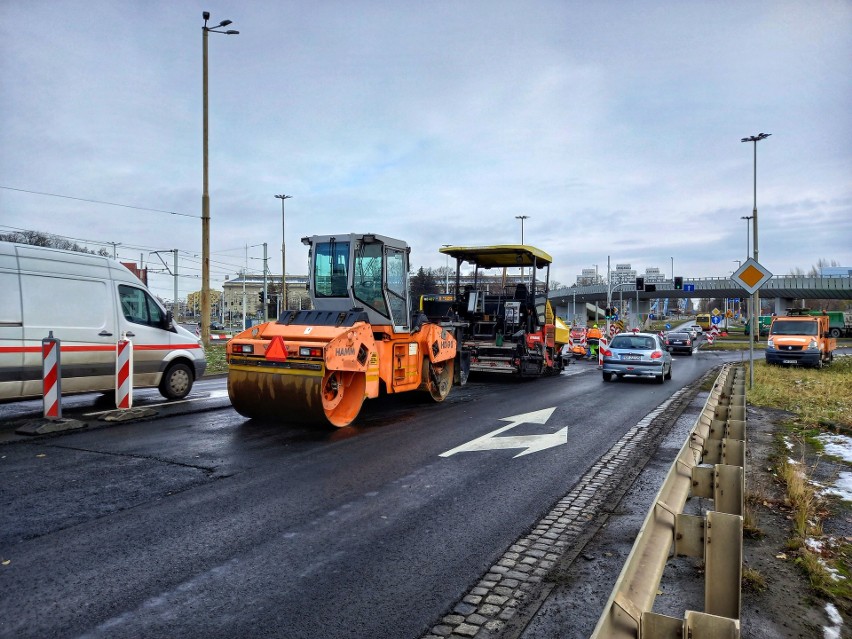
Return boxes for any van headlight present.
[767,338,774,348]
[808,339,818,350]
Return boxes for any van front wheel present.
[159,362,194,400]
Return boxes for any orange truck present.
[765,309,836,368]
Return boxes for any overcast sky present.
[1,0,850,302]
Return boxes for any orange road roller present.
[227,233,459,427]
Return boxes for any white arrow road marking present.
[440,407,566,458]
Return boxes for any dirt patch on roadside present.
[741,405,851,638]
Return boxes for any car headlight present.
[767,338,774,348]
[808,339,818,350]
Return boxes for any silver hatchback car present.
[601,331,673,383]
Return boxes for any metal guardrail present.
[591,363,746,638]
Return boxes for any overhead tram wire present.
[0,186,199,218]
[0,225,243,277]
[1,224,271,297]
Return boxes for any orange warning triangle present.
[265,335,288,361]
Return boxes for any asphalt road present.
[0,346,731,639]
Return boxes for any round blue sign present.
[665,323,671,330]
[711,315,722,325]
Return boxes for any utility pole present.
[242,246,247,331]
[275,194,292,311]
[173,250,179,321]
[606,256,611,337]
[515,215,529,284]
[151,249,180,320]
[262,243,268,322]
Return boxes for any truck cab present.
[765,309,835,368]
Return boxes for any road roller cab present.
[226,233,458,427]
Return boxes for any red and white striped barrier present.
[42,332,62,419]
[116,337,133,409]
[598,336,608,367]
[707,325,720,345]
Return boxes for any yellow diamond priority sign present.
[732,258,773,295]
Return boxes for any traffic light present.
[635,276,645,291]
[674,276,683,290]
[258,291,265,304]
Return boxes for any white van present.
[0,241,206,402]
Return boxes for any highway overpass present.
[549,275,852,319]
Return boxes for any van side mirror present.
[165,310,174,329]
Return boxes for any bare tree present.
[0,230,110,257]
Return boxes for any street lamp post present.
[741,132,771,388]
[740,214,753,329]
[515,215,529,284]
[740,215,753,259]
[201,11,238,347]
[275,194,292,312]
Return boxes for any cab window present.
[353,241,388,315]
[119,285,165,328]
[313,241,350,297]
[385,247,409,330]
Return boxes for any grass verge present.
[749,358,852,428]
[204,343,228,375]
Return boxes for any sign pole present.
[750,292,756,388]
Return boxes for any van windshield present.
[770,320,818,336]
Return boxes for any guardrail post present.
[704,511,743,618]
[685,611,740,637]
[42,331,62,420]
[714,464,744,516]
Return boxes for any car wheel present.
[159,362,194,400]
[656,373,665,384]
[665,364,672,380]
[602,372,613,382]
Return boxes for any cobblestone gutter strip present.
[421,377,708,639]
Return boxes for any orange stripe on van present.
[0,343,202,354]
[0,345,113,354]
